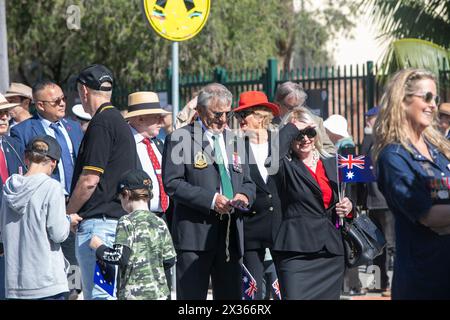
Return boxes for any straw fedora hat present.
[124,91,171,119]
[4,82,32,100]
[439,103,450,116]
[233,91,280,116]
[0,93,20,111]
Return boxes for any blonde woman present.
[373,68,450,300]
[271,107,353,300]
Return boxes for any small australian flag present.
[93,261,117,297]
[337,154,377,183]
[242,264,257,300]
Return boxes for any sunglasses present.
[295,127,317,141]
[411,92,440,106]
[39,95,66,107]
[235,110,253,120]
[211,111,233,120]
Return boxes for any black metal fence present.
[109,57,450,148]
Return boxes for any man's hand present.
[69,213,83,233]
[214,194,232,214]
[229,193,249,210]
[89,235,104,250]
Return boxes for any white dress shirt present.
[199,120,232,209]
[39,116,74,195]
[131,126,168,213]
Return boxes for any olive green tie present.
[213,134,233,262]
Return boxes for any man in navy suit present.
[0,93,28,300]
[162,83,255,300]
[9,80,83,299]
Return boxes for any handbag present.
[341,213,387,268]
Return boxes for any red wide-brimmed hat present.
[234,91,280,116]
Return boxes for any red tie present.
[0,146,9,184]
[143,138,168,212]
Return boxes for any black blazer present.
[162,122,256,257]
[243,131,282,250]
[272,124,344,255]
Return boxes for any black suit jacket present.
[243,131,282,250]
[272,124,344,255]
[162,122,256,257]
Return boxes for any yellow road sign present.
[142,0,210,41]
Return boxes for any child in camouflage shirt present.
[90,169,176,300]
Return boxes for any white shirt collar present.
[38,113,59,128]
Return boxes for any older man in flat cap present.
[4,82,33,128]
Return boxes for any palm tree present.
[364,1,450,77]
[366,0,450,48]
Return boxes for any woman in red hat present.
[234,91,282,300]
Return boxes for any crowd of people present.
[0,65,449,300]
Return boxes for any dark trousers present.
[369,209,395,289]
[61,232,77,266]
[273,250,345,300]
[61,232,81,293]
[262,259,279,300]
[176,218,242,300]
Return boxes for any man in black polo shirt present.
[66,64,138,300]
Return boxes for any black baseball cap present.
[25,135,61,161]
[117,169,153,193]
[77,64,114,91]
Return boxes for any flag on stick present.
[242,264,257,300]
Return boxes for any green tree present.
[363,1,450,76]
[278,0,357,70]
[6,0,356,88]
[7,0,170,88]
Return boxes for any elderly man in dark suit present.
[9,80,83,299]
[162,83,255,300]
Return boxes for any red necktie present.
[0,146,9,184]
[143,138,168,212]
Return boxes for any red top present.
[306,159,333,209]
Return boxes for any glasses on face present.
[295,127,317,141]
[0,110,10,118]
[6,96,24,104]
[211,110,233,120]
[39,95,66,107]
[235,110,253,120]
[411,92,440,106]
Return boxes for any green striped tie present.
[213,135,234,199]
